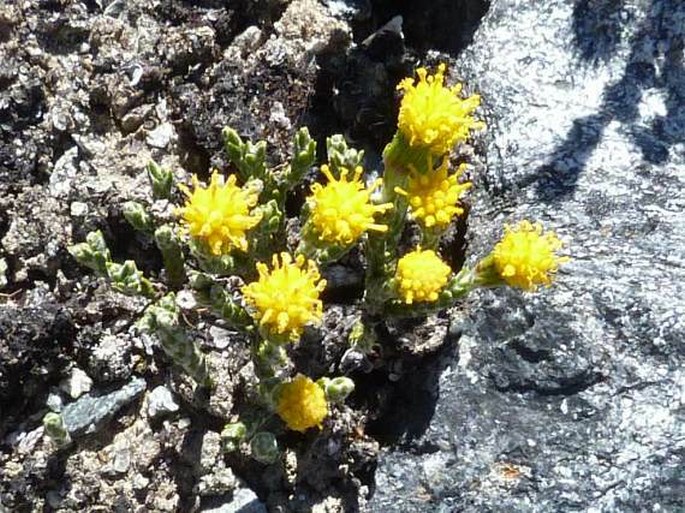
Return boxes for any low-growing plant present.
[59,63,568,460]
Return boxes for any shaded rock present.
[0,300,75,438]
[170,0,351,173]
[0,62,48,189]
[370,0,685,511]
[367,0,490,54]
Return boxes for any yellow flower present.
[395,248,451,304]
[493,221,567,290]
[178,171,262,255]
[396,159,471,229]
[307,165,393,246]
[276,375,328,433]
[397,63,484,156]
[242,253,326,342]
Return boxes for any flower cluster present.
[66,61,571,461]
[307,165,392,246]
[492,221,567,290]
[397,63,484,157]
[276,375,329,433]
[396,159,471,230]
[394,248,452,304]
[178,171,262,255]
[242,252,326,342]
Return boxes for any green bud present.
[147,160,174,200]
[123,201,153,233]
[221,422,247,452]
[43,412,70,446]
[327,134,364,175]
[348,319,365,346]
[250,431,279,464]
[222,127,267,181]
[154,225,186,287]
[322,376,355,403]
[68,230,111,275]
[285,127,316,187]
[106,260,156,298]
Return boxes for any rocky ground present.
[1,0,683,512]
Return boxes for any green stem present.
[364,157,409,314]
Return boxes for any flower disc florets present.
[395,248,452,304]
[276,374,328,433]
[242,253,326,342]
[493,221,567,290]
[397,63,483,157]
[178,171,262,255]
[307,165,393,246]
[396,159,471,229]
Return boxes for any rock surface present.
[1,0,683,511]
[370,0,685,511]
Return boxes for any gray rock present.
[197,467,238,497]
[146,122,177,149]
[208,325,233,350]
[49,146,79,198]
[62,377,146,436]
[147,385,179,419]
[200,431,222,474]
[370,0,685,512]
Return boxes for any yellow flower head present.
[397,63,484,156]
[493,221,568,290]
[178,171,262,255]
[396,159,471,229]
[276,375,328,433]
[307,165,393,246]
[242,253,326,342]
[395,248,452,304]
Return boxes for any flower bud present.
[43,412,70,446]
[286,127,316,187]
[68,230,111,275]
[250,431,279,464]
[154,225,185,287]
[322,376,355,403]
[123,201,152,233]
[147,160,173,199]
[221,422,247,452]
[326,134,364,175]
